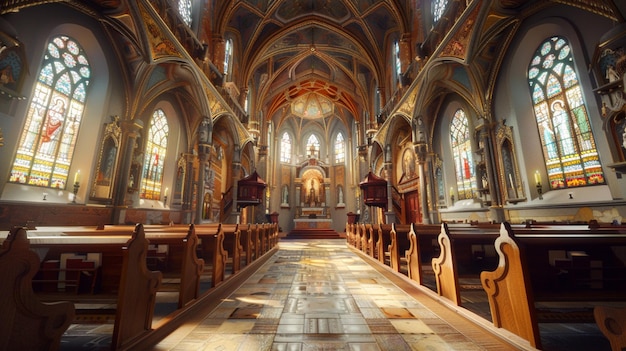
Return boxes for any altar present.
[294,218,332,229]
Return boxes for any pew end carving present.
[0,227,75,351]
[112,223,163,350]
[479,222,541,349]
[594,305,626,351]
[431,223,462,306]
[178,224,204,308]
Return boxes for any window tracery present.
[10,35,90,188]
[140,109,169,200]
[528,36,604,189]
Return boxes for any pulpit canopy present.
[237,170,267,208]
[359,171,387,209]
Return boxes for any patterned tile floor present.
[152,239,521,351]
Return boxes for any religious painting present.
[0,33,26,99]
[400,147,416,183]
[90,117,121,201]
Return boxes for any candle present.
[508,173,514,188]
[73,170,80,184]
[449,186,454,195]
[534,170,541,186]
[164,187,168,197]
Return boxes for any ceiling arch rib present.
[217,0,406,141]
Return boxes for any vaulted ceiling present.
[215,0,409,129]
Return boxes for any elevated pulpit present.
[237,170,266,209]
[359,171,388,210]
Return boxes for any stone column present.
[383,144,396,224]
[112,119,143,224]
[195,117,213,224]
[415,144,430,224]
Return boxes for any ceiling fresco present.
[218,0,407,129]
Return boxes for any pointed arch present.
[334,132,346,164]
[9,35,91,188]
[528,36,605,189]
[280,131,292,163]
[140,108,169,199]
[450,109,476,199]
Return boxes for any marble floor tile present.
[151,239,533,351]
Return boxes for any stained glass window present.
[10,35,90,189]
[140,109,169,200]
[335,133,345,163]
[394,41,401,77]
[528,36,604,189]
[224,38,233,77]
[178,0,192,26]
[280,132,291,163]
[450,109,476,200]
[433,0,448,23]
[306,134,320,158]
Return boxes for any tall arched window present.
[394,41,402,78]
[280,132,291,163]
[451,109,476,199]
[178,0,193,26]
[433,0,449,23]
[224,38,233,79]
[334,133,345,163]
[10,35,91,188]
[528,36,604,189]
[140,109,169,200]
[306,134,320,158]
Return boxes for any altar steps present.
[284,228,342,239]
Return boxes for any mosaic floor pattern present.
[152,239,519,351]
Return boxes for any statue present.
[282,185,289,204]
[338,186,344,204]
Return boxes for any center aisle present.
[154,239,522,351]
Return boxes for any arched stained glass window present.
[10,35,91,189]
[433,0,449,23]
[335,133,345,163]
[306,134,320,158]
[140,109,169,200]
[178,0,192,26]
[224,38,233,78]
[394,41,401,77]
[280,132,291,163]
[450,109,476,200]
[528,36,604,189]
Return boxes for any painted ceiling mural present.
[220,0,405,132]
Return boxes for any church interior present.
[1,0,626,350]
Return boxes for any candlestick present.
[534,170,541,186]
[72,182,80,204]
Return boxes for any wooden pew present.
[480,222,626,349]
[359,223,370,255]
[366,224,378,260]
[250,223,261,261]
[376,224,393,265]
[16,224,163,350]
[430,223,502,306]
[0,226,75,351]
[60,224,206,301]
[594,305,626,351]
[193,225,227,288]
[405,224,441,285]
[238,223,254,266]
[204,223,243,275]
[388,223,414,274]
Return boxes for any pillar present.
[112,119,143,224]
